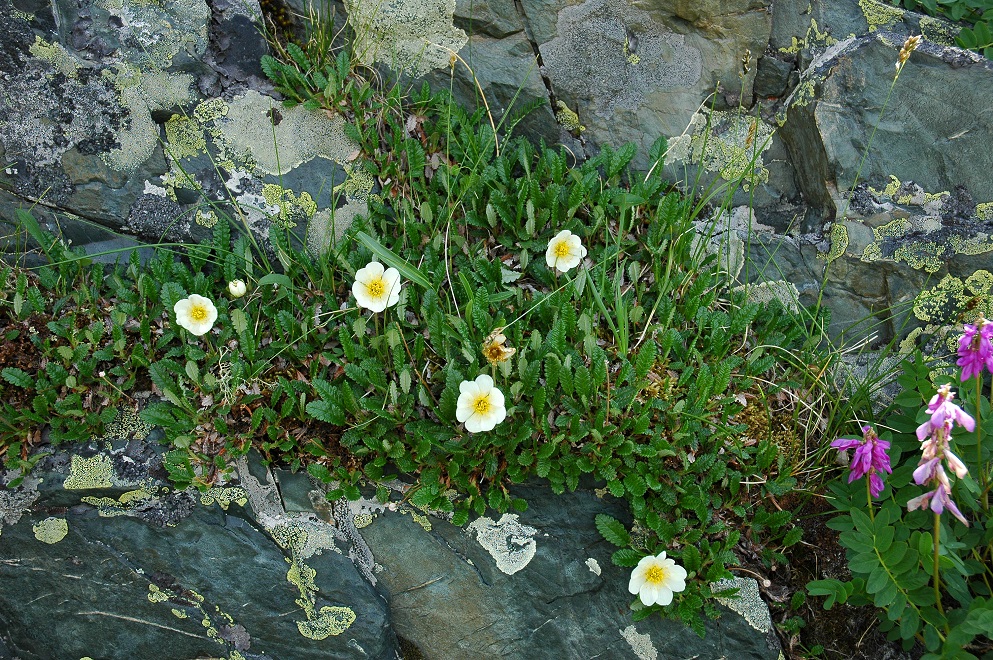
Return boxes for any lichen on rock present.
[542,0,702,120]
[344,0,467,76]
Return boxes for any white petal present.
[639,584,659,606]
[655,586,674,606]
[475,374,494,390]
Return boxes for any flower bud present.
[228,279,247,298]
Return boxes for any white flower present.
[174,294,218,336]
[352,261,402,312]
[545,229,587,273]
[228,279,247,298]
[628,552,687,607]
[455,374,507,433]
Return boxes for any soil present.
[768,496,922,660]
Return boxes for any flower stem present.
[866,476,875,523]
[933,513,945,618]
[977,373,988,511]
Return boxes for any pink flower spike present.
[913,457,940,486]
[868,473,885,498]
[957,317,993,381]
[943,448,969,479]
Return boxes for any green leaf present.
[595,514,630,547]
[355,231,432,289]
[611,548,643,567]
[1,367,33,389]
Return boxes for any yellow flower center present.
[553,241,571,259]
[190,305,208,322]
[473,395,492,415]
[367,278,385,298]
[644,565,667,585]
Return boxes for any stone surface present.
[359,484,781,659]
[0,418,398,660]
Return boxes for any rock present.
[0,416,399,660]
[358,483,782,659]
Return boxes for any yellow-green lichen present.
[861,242,883,263]
[261,184,317,229]
[826,223,850,263]
[298,606,357,640]
[82,485,157,517]
[29,37,81,77]
[859,0,905,32]
[870,175,902,200]
[914,274,965,322]
[778,18,838,55]
[675,111,773,191]
[893,241,945,272]
[195,209,218,228]
[948,234,993,256]
[200,486,248,510]
[32,517,69,544]
[164,115,206,160]
[919,17,960,45]
[272,522,355,639]
[64,454,115,490]
[333,164,375,203]
[146,584,235,646]
[554,101,585,133]
[102,407,152,441]
[193,98,229,123]
[353,513,373,529]
[873,217,911,241]
[976,202,993,222]
[623,36,640,65]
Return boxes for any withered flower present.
[482,327,516,366]
[896,34,922,74]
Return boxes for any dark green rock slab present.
[361,484,781,659]
[0,498,396,659]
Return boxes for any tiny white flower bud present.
[228,279,247,298]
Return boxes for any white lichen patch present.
[712,577,772,633]
[0,474,42,530]
[103,65,195,172]
[585,557,602,575]
[344,0,467,77]
[99,0,210,69]
[467,513,538,576]
[32,517,69,544]
[218,91,358,175]
[734,280,801,314]
[542,0,702,120]
[620,625,658,660]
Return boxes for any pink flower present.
[831,425,891,498]
[907,481,969,526]
[916,385,975,441]
[956,316,993,381]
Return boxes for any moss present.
[32,517,69,544]
[64,454,115,490]
[859,0,905,33]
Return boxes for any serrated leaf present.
[595,514,630,547]
[1,367,33,389]
[612,548,643,567]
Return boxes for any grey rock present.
[360,483,781,659]
[753,55,794,99]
